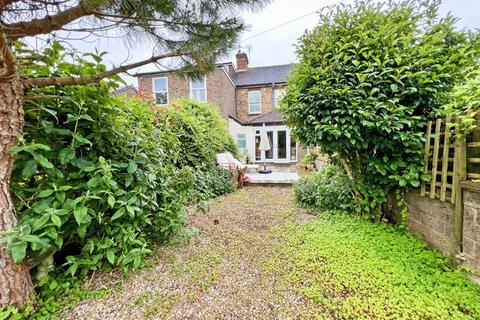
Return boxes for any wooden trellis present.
[420,116,467,204]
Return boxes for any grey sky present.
[46,0,480,86]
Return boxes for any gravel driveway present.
[66,186,315,320]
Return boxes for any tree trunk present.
[0,75,33,307]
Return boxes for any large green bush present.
[6,43,236,282]
[294,165,354,211]
[281,0,479,218]
[157,98,238,168]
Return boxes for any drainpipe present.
[271,82,275,108]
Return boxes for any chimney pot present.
[236,50,249,71]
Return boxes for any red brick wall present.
[206,68,236,118]
[137,67,236,118]
[236,84,286,121]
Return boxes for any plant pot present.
[306,163,315,171]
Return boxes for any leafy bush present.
[192,166,235,202]
[6,43,236,283]
[281,0,479,218]
[294,164,354,211]
[8,88,191,275]
[445,67,480,134]
[272,211,480,319]
[157,98,238,168]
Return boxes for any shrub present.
[281,0,479,218]
[6,43,236,281]
[156,99,238,168]
[192,166,235,202]
[8,87,191,275]
[294,164,354,211]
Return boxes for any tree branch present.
[4,2,92,40]
[22,51,189,90]
[0,32,17,79]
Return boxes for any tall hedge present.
[6,43,236,278]
[281,0,479,218]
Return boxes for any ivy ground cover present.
[59,187,479,319]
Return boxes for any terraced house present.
[136,51,303,168]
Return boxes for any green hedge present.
[7,43,237,281]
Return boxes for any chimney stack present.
[235,50,249,71]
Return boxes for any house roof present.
[245,111,284,125]
[234,64,293,87]
[135,62,233,77]
[113,85,137,96]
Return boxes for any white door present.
[255,126,294,163]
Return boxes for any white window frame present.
[152,77,169,105]
[248,90,262,115]
[190,76,207,102]
[274,88,285,108]
[237,134,247,150]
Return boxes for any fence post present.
[453,125,466,253]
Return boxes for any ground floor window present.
[237,134,246,150]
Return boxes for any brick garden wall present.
[407,192,457,255]
[406,188,480,276]
[462,187,480,272]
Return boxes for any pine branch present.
[4,2,92,40]
[22,50,188,90]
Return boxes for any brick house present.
[136,51,303,167]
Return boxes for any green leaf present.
[38,189,54,198]
[410,180,420,187]
[107,195,115,208]
[111,207,126,221]
[127,162,138,174]
[59,147,75,165]
[73,206,88,225]
[32,213,50,231]
[107,251,115,264]
[34,154,54,169]
[51,214,62,228]
[22,160,37,178]
[10,242,27,263]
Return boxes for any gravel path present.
[66,186,315,320]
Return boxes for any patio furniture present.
[216,152,260,172]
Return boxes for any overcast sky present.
[53,0,480,86]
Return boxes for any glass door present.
[276,130,288,162]
[255,126,295,163]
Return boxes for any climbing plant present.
[281,0,479,218]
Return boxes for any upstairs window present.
[274,88,285,108]
[190,76,207,102]
[248,90,261,114]
[152,77,168,105]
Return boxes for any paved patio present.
[247,170,299,185]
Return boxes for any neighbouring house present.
[136,51,304,169]
[113,85,138,97]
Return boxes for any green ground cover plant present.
[271,212,480,320]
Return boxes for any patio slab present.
[246,171,299,185]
